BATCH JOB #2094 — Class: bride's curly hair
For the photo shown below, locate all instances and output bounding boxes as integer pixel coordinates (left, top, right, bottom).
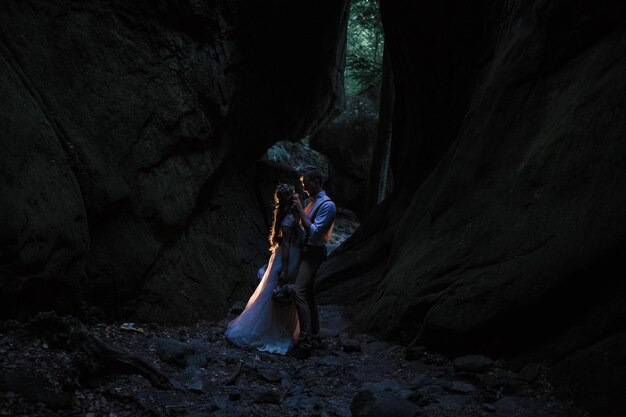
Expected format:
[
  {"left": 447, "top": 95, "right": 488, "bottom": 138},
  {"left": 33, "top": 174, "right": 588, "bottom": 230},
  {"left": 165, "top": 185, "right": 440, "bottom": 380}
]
[{"left": 269, "top": 184, "right": 295, "bottom": 249}]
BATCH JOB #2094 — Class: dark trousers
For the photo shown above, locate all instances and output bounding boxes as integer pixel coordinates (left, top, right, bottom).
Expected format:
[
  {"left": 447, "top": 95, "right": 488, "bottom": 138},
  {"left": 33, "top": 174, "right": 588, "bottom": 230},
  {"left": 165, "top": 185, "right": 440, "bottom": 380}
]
[{"left": 294, "top": 245, "right": 325, "bottom": 347}]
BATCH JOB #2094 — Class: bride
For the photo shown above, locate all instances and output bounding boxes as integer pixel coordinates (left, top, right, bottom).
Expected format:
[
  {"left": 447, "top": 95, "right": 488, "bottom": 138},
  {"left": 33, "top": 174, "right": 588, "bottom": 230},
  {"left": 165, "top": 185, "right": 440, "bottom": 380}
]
[{"left": 225, "top": 184, "right": 302, "bottom": 354}]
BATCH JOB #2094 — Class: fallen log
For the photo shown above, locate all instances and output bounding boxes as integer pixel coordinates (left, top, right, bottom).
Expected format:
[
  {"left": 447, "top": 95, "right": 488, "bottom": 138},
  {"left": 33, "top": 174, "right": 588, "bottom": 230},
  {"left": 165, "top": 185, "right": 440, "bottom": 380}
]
[{"left": 27, "top": 312, "right": 171, "bottom": 389}]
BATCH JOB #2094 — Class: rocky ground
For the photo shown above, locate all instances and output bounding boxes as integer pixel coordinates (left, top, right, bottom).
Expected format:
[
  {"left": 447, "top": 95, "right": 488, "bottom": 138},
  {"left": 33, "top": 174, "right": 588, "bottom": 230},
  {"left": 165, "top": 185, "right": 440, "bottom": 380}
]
[{"left": 0, "top": 305, "right": 588, "bottom": 417}]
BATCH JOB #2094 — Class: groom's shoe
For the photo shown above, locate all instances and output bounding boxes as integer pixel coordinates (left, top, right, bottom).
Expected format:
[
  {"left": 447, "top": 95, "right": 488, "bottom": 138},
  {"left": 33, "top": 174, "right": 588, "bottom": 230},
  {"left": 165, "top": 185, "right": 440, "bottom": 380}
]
[{"left": 287, "top": 345, "right": 311, "bottom": 360}]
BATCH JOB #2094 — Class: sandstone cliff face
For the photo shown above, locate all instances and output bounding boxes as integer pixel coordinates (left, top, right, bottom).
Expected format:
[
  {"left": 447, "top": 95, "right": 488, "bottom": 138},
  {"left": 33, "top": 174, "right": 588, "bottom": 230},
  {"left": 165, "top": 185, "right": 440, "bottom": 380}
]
[
  {"left": 0, "top": 0, "right": 348, "bottom": 322},
  {"left": 318, "top": 1, "right": 626, "bottom": 414}
]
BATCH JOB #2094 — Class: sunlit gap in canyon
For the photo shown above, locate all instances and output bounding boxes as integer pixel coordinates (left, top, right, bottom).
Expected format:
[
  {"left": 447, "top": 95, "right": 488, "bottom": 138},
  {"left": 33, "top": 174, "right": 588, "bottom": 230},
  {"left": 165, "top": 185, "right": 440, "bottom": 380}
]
[{"left": 260, "top": 0, "right": 386, "bottom": 255}]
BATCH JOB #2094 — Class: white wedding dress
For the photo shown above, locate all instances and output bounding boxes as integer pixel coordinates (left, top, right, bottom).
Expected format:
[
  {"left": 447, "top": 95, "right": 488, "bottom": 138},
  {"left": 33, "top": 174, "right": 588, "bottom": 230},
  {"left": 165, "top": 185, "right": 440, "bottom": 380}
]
[{"left": 225, "top": 214, "right": 302, "bottom": 354}]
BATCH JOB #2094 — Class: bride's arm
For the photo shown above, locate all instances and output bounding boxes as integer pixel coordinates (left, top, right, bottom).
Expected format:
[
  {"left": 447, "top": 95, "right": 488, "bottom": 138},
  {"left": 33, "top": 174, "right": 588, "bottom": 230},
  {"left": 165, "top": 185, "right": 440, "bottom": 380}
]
[
  {"left": 279, "top": 226, "right": 294, "bottom": 284},
  {"left": 292, "top": 195, "right": 312, "bottom": 231}
]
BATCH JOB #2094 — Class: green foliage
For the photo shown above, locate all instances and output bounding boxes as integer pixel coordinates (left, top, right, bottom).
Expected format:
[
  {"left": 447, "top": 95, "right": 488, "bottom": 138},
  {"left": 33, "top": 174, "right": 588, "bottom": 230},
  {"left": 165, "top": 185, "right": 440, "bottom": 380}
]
[{"left": 345, "top": 0, "right": 384, "bottom": 96}]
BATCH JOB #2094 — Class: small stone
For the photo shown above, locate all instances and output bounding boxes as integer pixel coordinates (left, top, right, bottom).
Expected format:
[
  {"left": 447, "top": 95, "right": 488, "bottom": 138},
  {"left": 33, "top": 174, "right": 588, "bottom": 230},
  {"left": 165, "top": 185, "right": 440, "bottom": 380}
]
[
  {"left": 493, "top": 396, "right": 519, "bottom": 413},
  {"left": 351, "top": 389, "right": 421, "bottom": 417},
  {"left": 362, "top": 379, "right": 402, "bottom": 393},
  {"left": 257, "top": 367, "right": 282, "bottom": 383},
  {"left": 187, "top": 380, "right": 204, "bottom": 393},
  {"left": 341, "top": 338, "right": 361, "bottom": 353},
  {"left": 487, "top": 376, "right": 522, "bottom": 394},
  {"left": 409, "top": 374, "right": 428, "bottom": 387},
  {"left": 417, "top": 385, "right": 445, "bottom": 397},
  {"left": 155, "top": 338, "right": 196, "bottom": 368},
  {"left": 409, "top": 384, "right": 444, "bottom": 406},
  {"left": 449, "top": 381, "right": 475, "bottom": 394},
  {"left": 436, "top": 394, "right": 473, "bottom": 410},
  {"left": 399, "top": 389, "right": 414, "bottom": 399},
  {"left": 169, "top": 378, "right": 186, "bottom": 391},
  {"left": 453, "top": 355, "right": 494, "bottom": 373}
]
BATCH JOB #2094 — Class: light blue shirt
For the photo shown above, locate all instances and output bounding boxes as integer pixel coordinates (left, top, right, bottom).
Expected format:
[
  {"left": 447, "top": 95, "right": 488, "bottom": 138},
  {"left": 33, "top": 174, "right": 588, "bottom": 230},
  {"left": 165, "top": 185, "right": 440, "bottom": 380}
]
[{"left": 304, "top": 191, "right": 336, "bottom": 246}]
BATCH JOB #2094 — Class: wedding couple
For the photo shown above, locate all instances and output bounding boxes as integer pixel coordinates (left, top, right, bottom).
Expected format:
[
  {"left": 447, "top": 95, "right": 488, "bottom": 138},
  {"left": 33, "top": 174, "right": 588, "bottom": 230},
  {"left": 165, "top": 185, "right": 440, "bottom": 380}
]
[{"left": 225, "top": 167, "right": 336, "bottom": 358}]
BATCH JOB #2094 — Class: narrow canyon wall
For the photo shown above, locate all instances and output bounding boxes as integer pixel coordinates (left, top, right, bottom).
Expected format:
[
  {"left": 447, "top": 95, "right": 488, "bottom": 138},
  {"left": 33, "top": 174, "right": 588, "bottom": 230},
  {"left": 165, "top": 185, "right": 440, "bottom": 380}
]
[
  {"left": 309, "top": 88, "right": 379, "bottom": 216},
  {"left": 318, "top": 1, "right": 626, "bottom": 414},
  {"left": 0, "top": 0, "right": 349, "bottom": 322}
]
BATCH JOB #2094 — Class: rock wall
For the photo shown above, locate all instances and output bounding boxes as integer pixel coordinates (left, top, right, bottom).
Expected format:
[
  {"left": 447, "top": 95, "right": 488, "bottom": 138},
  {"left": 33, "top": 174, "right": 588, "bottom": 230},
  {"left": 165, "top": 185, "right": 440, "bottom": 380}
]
[
  {"left": 318, "top": 1, "right": 626, "bottom": 414},
  {"left": 0, "top": 0, "right": 349, "bottom": 322},
  {"left": 309, "top": 88, "right": 379, "bottom": 215}
]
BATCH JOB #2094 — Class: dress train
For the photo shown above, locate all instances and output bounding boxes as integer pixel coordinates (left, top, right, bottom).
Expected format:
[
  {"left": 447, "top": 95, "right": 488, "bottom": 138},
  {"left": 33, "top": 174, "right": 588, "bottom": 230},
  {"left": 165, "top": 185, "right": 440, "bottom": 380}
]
[{"left": 225, "top": 245, "right": 300, "bottom": 354}]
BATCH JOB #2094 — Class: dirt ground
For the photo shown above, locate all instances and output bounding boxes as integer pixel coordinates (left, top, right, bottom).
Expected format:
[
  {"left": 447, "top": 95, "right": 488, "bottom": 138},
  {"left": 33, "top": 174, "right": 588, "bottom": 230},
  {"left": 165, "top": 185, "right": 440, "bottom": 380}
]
[{"left": 0, "top": 304, "right": 589, "bottom": 417}]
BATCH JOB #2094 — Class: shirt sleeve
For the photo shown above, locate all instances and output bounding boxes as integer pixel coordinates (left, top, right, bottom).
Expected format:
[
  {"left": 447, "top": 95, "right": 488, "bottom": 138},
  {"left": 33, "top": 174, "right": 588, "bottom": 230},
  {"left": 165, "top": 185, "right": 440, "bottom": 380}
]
[{"left": 309, "top": 201, "right": 337, "bottom": 241}]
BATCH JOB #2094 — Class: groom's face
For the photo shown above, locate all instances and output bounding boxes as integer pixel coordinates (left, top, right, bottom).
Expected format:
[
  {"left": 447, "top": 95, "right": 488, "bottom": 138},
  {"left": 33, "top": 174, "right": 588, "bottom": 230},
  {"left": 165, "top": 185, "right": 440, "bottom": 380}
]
[{"left": 300, "top": 175, "right": 316, "bottom": 197}]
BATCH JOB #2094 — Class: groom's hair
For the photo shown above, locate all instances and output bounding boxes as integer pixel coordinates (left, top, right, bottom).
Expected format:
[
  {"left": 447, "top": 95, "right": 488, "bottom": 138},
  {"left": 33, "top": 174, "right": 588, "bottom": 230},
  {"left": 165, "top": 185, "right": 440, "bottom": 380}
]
[{"left": 301, "top": 166, "right": 323, "bottom": 184}]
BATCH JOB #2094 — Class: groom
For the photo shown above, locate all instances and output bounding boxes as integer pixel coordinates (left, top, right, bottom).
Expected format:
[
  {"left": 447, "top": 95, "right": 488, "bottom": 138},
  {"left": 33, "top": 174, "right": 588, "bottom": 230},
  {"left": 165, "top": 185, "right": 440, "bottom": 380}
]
[{"left": 289, "top": 167, "right": 336, "bottom": 358}]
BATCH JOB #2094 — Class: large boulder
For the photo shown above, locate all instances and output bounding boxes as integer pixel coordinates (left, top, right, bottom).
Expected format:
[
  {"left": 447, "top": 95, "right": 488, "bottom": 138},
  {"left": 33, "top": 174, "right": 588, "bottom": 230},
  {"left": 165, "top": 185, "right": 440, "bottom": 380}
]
[
  {"left": 263, "top": 138, "right": 329, "bottom": 180},
  {"left": 318, "top": 1, "right": 626, "bottom": 414},
  {"left": 310, "top": 88, "right": 379, "bottom": 215}
]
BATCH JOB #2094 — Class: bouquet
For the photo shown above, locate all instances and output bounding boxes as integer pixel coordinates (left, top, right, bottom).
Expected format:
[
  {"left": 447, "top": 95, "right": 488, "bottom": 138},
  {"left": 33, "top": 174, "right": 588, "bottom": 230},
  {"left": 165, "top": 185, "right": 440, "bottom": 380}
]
[{"left": 272, "top": 283, "right": 296, "bottom": 304}]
